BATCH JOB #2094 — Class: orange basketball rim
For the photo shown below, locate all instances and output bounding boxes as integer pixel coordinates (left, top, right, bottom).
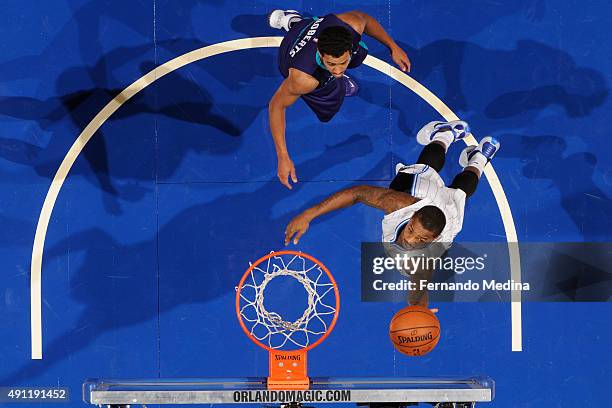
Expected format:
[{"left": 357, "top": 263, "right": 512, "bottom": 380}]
[{"left": 235, "top": 250, "right": 340, "bottom": 390}]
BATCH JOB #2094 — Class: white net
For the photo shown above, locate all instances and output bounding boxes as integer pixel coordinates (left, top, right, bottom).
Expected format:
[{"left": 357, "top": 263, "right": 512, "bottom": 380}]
[{"left": 237, "top": 252, "right": 338, "bottom": 350}]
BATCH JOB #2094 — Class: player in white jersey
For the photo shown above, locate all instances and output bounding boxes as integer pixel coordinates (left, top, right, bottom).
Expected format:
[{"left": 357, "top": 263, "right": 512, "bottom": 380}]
[{"left": 284, "top": 120, "right": 500, "bottom": 305}]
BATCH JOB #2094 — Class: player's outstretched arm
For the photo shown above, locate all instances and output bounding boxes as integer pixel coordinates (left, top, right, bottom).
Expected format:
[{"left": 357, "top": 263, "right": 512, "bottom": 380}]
[
  {"left": 406, "top": 266, "right": 434, "bottom": 310},
  {"left": 285, "top": 185, "right": 417, "bottom": 245},
  {"left": 268, "top": 69, "right": 318, "bottom": 190},
  {"left": 337, "top": 10, "right": 411, "bottom": 72}
]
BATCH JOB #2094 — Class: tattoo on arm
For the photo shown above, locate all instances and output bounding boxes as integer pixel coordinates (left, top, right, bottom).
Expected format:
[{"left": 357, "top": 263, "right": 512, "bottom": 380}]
[{"left": 353, "top": 186, "right": 418, "bottom": 214}]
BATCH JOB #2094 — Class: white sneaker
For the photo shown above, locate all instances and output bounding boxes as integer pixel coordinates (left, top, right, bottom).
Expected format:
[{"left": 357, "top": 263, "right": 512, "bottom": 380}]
[
  {"left": 459, "top": 136, "right": 500, "bottom": 168},
  {"left": 416, "top": 120, "right": 471, "bottom": 146},
  {"left": 268, "top": 10, "right": 302, "bottom": 31}
]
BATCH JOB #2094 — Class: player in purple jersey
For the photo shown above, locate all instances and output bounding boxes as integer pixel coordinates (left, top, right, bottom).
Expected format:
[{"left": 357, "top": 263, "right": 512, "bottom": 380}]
[{"left": 268, "top": 10, "right": 411, "bottom": 189}]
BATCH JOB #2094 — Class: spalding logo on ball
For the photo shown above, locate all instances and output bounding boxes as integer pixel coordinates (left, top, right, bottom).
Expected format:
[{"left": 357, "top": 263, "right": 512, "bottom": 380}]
[{"left": 389, "top": 305, "right": 440, "bottom": 356}]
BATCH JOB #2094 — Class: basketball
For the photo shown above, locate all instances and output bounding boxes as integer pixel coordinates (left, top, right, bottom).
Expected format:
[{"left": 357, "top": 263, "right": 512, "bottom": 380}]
[{"left": 389, "top": 305, "right": 440, "bottom": 356}]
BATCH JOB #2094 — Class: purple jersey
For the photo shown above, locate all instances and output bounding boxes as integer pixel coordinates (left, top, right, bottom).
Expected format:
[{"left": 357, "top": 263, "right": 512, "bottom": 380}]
[{"left": 278, "top": 14, "right": 369, "bottom": 122}]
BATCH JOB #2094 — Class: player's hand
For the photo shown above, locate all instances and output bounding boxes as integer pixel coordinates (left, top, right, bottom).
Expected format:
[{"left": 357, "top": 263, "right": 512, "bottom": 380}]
[
  {"left": 391, "top": 46, "right": 411, "bottom": 72},
  {"left": 285, "top": 212, "right": 311, "bottom": 245},
  {"left": 430, "top": 308, "right": 439, "bottom": 314},
  {"left": 277, "top": 156, "right": 298, "bottom": 190}
]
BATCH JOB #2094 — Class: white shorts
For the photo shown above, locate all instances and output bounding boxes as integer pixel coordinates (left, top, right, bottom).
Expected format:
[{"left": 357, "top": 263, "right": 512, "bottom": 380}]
[
  {"left": 394, "top": 163, "right": 456, "bottom": 202},
  {"left": 382, "top": 163, "right": 467, "bottom": 247}
]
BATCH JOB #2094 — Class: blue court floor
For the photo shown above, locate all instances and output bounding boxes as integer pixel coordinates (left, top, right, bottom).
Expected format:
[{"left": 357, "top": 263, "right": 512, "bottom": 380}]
[{"left": 0, "top": 1, "right": 610, "bottom": 407}]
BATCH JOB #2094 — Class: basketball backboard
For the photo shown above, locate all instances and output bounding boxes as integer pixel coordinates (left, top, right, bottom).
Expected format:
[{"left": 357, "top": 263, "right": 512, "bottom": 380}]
[
  {"left": 85, "top": 252, "right": 494, "bottom": 408},
  {"left": 83, "top": 376, "right": 494, "bottom": 407}
]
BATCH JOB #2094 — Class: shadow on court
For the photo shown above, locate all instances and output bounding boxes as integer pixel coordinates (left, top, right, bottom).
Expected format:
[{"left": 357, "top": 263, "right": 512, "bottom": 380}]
[
  {"left": 499, "top": 133, "right": 612, "bottom": 242},
  {"left": 393, "top": 39, "right": 609, "bottom": 125},
  {"left": 0, "top": 41, "right": 267, "bottom": 215},
  {"left": 0, "top": 133, "right": 380, "bottom": 384}
]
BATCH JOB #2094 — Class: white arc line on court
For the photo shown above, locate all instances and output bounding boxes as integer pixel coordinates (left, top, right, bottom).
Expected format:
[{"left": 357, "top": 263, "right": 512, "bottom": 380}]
[{"left": 30, "top": 36, "right": 521, "bottom": 359}]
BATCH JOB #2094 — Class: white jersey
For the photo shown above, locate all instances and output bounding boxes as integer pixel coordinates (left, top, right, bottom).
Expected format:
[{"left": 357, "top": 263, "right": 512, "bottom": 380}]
[{"left": 382, "top": 163, "right": 466, "bottom": 252}]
